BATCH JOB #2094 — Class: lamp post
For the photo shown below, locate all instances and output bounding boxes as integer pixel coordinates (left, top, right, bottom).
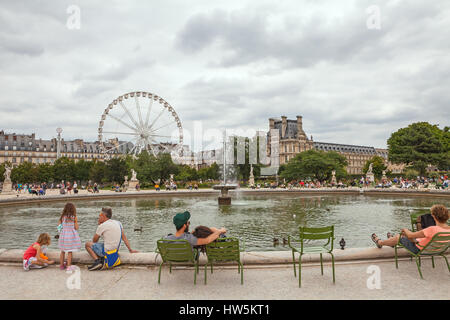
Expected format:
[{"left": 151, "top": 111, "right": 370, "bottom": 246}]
[{"left": 56, "top": 128, "right": 62, "bottom": 159}]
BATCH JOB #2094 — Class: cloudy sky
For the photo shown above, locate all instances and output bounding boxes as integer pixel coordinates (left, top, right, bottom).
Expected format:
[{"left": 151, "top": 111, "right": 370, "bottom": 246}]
[{"left": 0, "top": 0, "right": 449, "bottom": 151}]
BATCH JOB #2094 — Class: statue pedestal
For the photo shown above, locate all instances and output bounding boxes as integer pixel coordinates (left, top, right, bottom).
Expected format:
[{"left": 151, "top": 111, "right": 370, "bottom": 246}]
[
  {"left": 218, "top": 196, "right": 232, "bottom": 205},
  {"left": 213, "top": 185, "right": 237, "bottom": 205},
  {"left": 1, "top": 180, "right": 14, "bottom": 195},
  {"left": 366, "top": 173, "right": 375, "bottom": 183},
  {"left": 127, "top": 180, "right": 139, "bottom": 191}
]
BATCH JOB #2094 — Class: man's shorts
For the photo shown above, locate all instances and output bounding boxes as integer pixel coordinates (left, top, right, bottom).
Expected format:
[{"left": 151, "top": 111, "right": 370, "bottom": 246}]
[
  {"left": 92, "top": 243, "right": 105, "bottom": 257},
  {"left": 399, "top": 236, "right": 420, "bottom": 254}
]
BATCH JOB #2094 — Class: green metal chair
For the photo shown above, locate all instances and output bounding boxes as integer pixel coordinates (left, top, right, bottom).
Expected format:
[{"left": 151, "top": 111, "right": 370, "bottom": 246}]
[
  {"left": 156, "top": 239, "right": 200, "bottom": 285},
  {"left": 204, "top": 237, "right": 244, "bottom": 285},
  {"left": 395, "top": 232, "right": 450, "bottom": 279},
  {"left": 410, "top": 212, "right": 424, "bottom": 231},
  {"left": 288, "top": 226, "right": 335, "bottom": 287}
]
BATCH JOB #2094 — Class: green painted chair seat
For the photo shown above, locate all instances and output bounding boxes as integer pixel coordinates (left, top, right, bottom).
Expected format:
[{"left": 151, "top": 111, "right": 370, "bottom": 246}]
[
  {"left": 288, "top": 226, "right": 336, "bottom": 287},
  {"left": 156, "top": 239, "right": 200, "bottom": 284},
  {"left": 204, "top": 237, "right": 244, "bottom": 285},
  {"left": 395, "top": 232, "right": 450, "bottom": 279}
]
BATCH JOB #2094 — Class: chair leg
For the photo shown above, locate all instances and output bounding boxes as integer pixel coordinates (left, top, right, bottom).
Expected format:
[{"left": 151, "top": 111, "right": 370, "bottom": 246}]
[
  {"left": 298, "top": 255, "right": 302, "bottom": 288},
  {"left": 431, "top": 256, "right": 435, "bottom": 268},
  {"left": 418, "top": 256, "right": 421, "bottom": 267},
  {"left": 415, "top": 257, "right": 423, "bottom": 279},
  {"left": 158, "top": 262, "right": 163, "bottom": 284},
  {"left": 441, "top": 254, "right": 450, "bottom": 272},
  {"left": 320, "top": 253, "right": 323, "bottom": 276},
  {"left": 211, "top": 263, "right": 213, "bottom": 274},
  {"left": 169, "top": 263, "right": 172, "bottom": 274},
  {"left": 194, "top": 263, "right": 197, "bottom": 285},
  {"left": 240, "top": 263, "right": 244, "bottom": 285},
  {"left": 394, "top": 246, "right": 399, "bottom": 269},
  {"left": 331, "top": 253, "right": 335, "bottom": 284},
  {"left": 292, "top": 250, "right": 297, "bottom": 277},
  {"left": 204, "top": 263, "right": 207, "bottom": 285}
]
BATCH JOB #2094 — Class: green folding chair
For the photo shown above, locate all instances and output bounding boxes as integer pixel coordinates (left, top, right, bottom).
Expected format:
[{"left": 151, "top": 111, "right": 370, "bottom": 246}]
[
  {"left": 395, "top": 232, "right": 450, "bottom": 279},
  {"left": 204, "top": 237, "right": 244, "bottom": 285},
  {"left": 288, "top": 226, "right": 335, "bottom": 287},
  {"left": 410, "top": 212, "right": 424, "bottom": 231},
  {"left": 156, "top": 239, "right": 199, "bottom": 284}
]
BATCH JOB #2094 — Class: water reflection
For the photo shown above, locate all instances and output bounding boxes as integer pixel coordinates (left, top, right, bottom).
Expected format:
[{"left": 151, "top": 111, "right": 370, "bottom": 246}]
[{"left": 0, "top": 194, "right": 448, "bottom": 252}]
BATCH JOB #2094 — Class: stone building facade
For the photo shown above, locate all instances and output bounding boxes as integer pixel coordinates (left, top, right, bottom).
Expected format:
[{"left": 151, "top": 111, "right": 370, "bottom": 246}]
[
  {"left": 0, "top": 130, "right": 128, "bottom": 167},
  {"left": 267, "top": 116, "right": 401, "bottom": 175}
]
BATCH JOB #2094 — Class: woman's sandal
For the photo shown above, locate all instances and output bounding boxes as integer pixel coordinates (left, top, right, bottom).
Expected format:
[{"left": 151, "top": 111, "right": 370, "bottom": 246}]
[{"left": 371, "top": 233, "right": 382, "bottom": 248}]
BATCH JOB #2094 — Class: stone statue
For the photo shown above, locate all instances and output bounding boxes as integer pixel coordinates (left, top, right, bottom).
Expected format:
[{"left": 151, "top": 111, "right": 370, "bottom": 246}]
[
  {"left": 249, "top": 164, "right": 255, "bottom": 187},
  {"left": 1, "top": 164, "right": 14, "bottom": 194},
  {"left": 124, "top": 176, "right": 128, "bottom": 184},
  {"left": 366, "top": 163, "right": 375, "bottom": 183},
  {"left": 131, "top": 169, "right": 137, "bottom": 181},
  {"left": 331, "top": 170, "right": 337, "bottom": 184},
  {"left": 3, "top": 164, "right": 11, "bottom": 182}
]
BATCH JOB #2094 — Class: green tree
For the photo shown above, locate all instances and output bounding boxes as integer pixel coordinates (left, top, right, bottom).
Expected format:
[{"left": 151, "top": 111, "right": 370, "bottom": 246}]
[
  {"left": 11, "top": 162, "right": 38, "bottom": 183},
  {"left": 74, "top": 159, "right": 93, "bottom": 182},
  {"left": 280, "top": 150, "right": 347, "bottom": 181},
  {"left": 53, "top": 157, "right": 76, "bottom": 182},
  {"left": 387, "top": 122, "right": 448, "bottom": 175},
  {"left": 155, "top": 153, "right": 179, "bottom": 182},
  {"left": 363, "top": 156, "right": 387, "bottom": 178},
  {"left": 175, "top": 165, "right": 198, "bottom": 182},
  {"left": 104, "top": 157, "right": 129, "bottom": 184},
  {"left": 89, "top": 160, "right": 106, "bottom": 183},
  {"left": 37, "top": 163, "right": 54, "bottom": 183},
  {"left": 207, "top": 162, "right": 220, "bottom": 180}
]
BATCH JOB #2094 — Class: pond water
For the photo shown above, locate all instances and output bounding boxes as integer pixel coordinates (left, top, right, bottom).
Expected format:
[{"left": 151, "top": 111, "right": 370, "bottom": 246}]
[{"left": 0, "top": 193, "right": 448, "bottom": 252}]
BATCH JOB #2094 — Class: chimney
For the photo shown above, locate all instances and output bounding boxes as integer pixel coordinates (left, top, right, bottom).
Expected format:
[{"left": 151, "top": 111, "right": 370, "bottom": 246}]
[
  {"left": 269, "top": 118, "right": 275, "bottom": 130},
  {"left": 297, "top": 115, "right": 307, "bottom": 139},
  {"left": 281, "top": 116, "right": 287, "bottom": 138}
]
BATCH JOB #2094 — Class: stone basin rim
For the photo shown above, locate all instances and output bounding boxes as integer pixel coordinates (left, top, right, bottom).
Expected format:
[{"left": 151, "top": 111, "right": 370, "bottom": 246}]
[{"left": 0, "top": 188, "right": 448, "bottom": 207}]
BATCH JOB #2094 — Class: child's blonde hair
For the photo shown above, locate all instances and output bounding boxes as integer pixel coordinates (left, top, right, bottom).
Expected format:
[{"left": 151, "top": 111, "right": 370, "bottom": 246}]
[{"left": 37, "top": 233, "right": 51, "bottom": 246}]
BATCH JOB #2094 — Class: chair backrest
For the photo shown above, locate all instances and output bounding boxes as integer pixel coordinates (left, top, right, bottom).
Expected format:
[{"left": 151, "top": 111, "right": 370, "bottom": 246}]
[
  {"left": 410, "top": 212, "right": 424, "bottom": 231},
  {"left": 157, "top": 239, "right": 195, "bottom": 263},
  {"left": 205, "top": 237, "right": 240, "bottom": 262},
  {"left": 299, "top": 226, "right": 334, "bottom": 252},
  {"left": 419, "top": 232, "right": 450, "bottom": 255}
]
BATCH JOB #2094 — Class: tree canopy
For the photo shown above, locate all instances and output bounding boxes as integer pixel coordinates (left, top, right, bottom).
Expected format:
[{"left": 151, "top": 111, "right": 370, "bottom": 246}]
[
  {"left": 280, "top": 149, "right": 348, "bottom": 181},
  {"left": 387, "top": 122, "right": 449, "bottom": 174}
]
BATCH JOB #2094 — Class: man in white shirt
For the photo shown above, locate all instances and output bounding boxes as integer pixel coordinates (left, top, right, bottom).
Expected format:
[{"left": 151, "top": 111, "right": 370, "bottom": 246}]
[{"left": 85, "top": 207, "right": 138, "bottom": 271}]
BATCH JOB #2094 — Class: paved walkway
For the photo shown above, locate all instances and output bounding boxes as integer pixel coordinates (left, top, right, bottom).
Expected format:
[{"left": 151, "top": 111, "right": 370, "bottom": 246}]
[{"left": 1, "top": 257, "right": 448, "bottom": 300}]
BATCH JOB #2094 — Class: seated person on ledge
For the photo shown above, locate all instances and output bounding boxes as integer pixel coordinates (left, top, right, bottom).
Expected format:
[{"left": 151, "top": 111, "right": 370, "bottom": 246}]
[
  {"left": 164, "top": 211, "right": 226, "bottom": 250},
  {"left": 371, "top": 204, "right": 450, "bottom": 254}
]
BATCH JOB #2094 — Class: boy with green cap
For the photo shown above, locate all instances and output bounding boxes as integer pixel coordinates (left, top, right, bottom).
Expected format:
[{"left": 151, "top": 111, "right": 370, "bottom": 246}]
[{"left": 164, "top": 211, "right": 226, "bottom": 246}]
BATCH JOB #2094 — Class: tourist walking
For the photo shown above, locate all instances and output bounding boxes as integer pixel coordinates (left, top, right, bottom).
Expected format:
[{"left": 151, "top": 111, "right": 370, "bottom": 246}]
[
  {"left": 85, "top": 207, "right": 138, "bottom": 271},
  {"left": 58, "top": 203, "right": 82, "bottom": 271}
]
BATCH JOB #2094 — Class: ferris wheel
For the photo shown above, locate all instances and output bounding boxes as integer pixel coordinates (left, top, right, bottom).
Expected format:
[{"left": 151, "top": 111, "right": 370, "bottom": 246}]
[{"left": 98, "top": 91, "right": 183, "bottom": 158}]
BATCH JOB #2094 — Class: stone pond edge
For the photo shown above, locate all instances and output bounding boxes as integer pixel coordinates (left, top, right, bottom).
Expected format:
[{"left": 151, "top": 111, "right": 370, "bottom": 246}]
[{"left": 1, "top": 247, "right": 447, "bottom": 266}]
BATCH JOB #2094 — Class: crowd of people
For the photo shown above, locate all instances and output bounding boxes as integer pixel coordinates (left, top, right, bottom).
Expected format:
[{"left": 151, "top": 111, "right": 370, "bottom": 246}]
[
  {"left": 250, "top": 174, "right": 449, "bottom": 190},
  {"left": 10, "top": 181, "right": 100, "bottom": 196}
]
